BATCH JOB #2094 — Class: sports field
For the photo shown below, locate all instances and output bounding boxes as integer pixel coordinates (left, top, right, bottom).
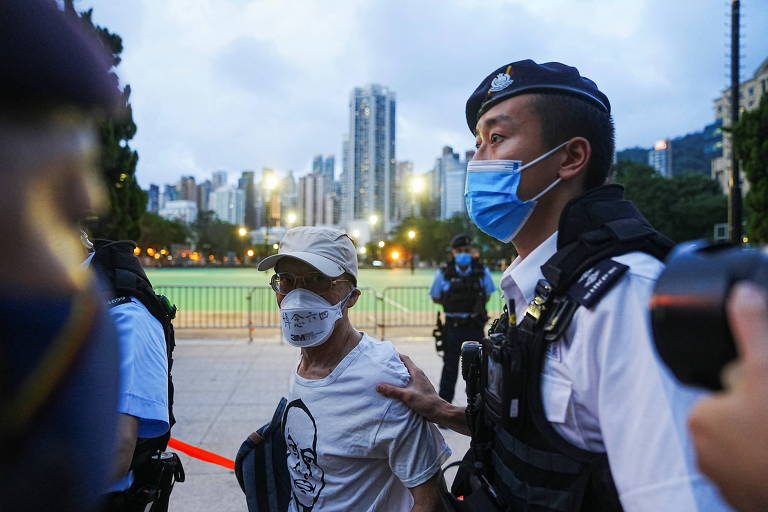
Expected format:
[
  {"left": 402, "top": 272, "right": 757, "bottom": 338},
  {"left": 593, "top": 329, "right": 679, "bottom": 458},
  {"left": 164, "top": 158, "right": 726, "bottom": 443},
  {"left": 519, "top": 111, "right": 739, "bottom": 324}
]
[{"left": 144, "top": 267, "right": 504, "bottom": 325}]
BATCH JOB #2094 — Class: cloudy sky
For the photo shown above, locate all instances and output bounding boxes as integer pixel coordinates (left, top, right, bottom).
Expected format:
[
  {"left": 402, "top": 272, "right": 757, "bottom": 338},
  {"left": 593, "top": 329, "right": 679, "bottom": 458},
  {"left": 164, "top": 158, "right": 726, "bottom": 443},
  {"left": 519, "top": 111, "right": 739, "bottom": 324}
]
[{"left": 82, "top": 0, "right": 768, "bottom": 189}]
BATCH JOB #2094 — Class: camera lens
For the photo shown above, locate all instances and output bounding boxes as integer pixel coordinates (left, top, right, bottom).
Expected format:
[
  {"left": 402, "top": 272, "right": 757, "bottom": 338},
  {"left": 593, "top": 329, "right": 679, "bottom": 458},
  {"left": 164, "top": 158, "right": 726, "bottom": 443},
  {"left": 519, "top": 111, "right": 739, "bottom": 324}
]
[{"left": 650, "top": 241, "right": 768, "bottom": 390}]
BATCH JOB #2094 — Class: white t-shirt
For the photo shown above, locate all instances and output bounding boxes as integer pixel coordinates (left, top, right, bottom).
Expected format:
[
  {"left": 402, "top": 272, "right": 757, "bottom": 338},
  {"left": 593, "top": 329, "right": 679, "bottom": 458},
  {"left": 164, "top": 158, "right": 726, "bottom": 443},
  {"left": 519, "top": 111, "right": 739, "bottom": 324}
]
[
  {"left": 500, "top": 231, "right": 730, "bottom": 511},
  {"left": 284, "top": 333, "right": 451, "bottom": 512}
]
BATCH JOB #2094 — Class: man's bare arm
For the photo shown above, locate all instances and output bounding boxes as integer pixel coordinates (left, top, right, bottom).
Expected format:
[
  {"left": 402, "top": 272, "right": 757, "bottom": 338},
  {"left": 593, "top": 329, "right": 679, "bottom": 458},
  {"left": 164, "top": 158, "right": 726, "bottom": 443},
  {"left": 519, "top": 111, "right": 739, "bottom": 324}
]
[
  {"left": 112, "top": 413, "right": 139, "bottom": 482},
  {"left": 376, "top": 354, "right": 470, "bottom": 436},
  {"left": 409, "top": 473, "right": 442, "bottom": 512}
]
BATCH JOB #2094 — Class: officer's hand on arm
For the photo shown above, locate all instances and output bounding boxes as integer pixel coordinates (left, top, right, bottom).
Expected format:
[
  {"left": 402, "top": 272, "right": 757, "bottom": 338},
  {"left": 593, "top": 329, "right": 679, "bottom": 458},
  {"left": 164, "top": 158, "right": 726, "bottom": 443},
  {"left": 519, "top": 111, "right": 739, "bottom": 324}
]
[
  {"left": 376, "top": 354, "right": 470, "bottom": 435},
  {"left": 688, "top": 282, "right": 768, "bottom": 512},
  {"left": 408, "top": 473, "right": 442, "bottom": 512}
]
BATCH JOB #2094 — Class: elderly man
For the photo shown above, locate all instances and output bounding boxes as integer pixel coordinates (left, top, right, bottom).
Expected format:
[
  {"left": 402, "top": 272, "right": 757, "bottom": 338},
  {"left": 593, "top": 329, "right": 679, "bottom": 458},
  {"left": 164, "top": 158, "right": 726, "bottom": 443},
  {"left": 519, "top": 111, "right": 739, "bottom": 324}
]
[{"left": 257, "top": 226, "right": 450, "bottom": 512}]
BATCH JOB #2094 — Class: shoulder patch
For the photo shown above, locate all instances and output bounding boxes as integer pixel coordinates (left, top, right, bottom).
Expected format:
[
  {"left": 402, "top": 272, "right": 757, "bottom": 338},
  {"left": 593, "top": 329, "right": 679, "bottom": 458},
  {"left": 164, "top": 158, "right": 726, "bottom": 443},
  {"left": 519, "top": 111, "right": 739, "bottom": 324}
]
[
  {"left": 567, "top": 259, "right": 629, "bottom": 309},
  {"left": 106, "top": 295, "right": 132, "bottom": 308}
]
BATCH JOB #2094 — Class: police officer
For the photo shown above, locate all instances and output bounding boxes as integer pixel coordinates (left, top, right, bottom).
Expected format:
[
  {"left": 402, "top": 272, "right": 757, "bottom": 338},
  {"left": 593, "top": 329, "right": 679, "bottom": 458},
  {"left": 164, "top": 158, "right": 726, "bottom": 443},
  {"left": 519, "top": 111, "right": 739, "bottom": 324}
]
[
  {"left": 430, "top": 234, "right": 495, "bottom": 403},
  {"left": 0, "top": 1, "right": 122, "bottom": 510},
  {"left": 86, "top": 239, "right": 182, "bottom": 511},
  {"left": 378, "top": 60, "right": 731, "bottom": 511}
]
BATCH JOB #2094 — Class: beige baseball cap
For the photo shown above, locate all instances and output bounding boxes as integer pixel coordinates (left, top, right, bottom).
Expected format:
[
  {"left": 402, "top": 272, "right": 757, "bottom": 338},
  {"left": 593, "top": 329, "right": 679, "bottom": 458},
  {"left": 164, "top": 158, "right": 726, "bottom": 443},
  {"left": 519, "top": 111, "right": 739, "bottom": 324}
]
[{"left": 257, "top": 226, "right": 358, "bottom": 281}]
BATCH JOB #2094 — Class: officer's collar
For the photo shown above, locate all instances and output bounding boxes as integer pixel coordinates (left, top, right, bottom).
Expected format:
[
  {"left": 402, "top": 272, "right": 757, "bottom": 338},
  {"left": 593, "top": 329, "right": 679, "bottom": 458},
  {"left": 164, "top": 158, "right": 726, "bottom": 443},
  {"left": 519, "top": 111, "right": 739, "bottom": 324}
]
[
  {"left": 454, "top": 263, "right": 472, "bottom": 275},
  {"left": 501, "top": 231, "right": 558, "bottom": 313},
  {"left": 557, "top": 184, "right": 626, "bottom": 249}
]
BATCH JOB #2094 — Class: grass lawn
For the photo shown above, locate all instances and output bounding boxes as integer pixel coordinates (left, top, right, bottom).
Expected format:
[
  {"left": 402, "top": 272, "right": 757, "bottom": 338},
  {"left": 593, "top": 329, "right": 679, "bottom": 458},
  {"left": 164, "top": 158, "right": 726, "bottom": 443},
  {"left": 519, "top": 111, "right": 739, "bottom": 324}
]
[{"left": 145, "top": 267, "right": 505, "bottom": 316}]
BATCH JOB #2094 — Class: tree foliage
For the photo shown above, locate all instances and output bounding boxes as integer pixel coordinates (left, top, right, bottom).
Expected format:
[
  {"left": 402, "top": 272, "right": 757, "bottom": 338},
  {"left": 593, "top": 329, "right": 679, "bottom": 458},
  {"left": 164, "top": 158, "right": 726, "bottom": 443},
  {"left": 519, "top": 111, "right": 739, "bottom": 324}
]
[
  {"left": 391, "top": 213, "right": 513, "bottom": 270},
  {"left": 138, "top": 213, "right": 190, "bottom": 250},
  {"left": 71, "top": 6, "right": 145, "bottom": 241},
  {"left": 732, "top": 93, "right": 768, "bottom": 244},
  {"left": 613, "top": 160, "right": 727, "bottom": 243},
  {"left": 193, "top": 211, "right": 248, "bottom": 258}
]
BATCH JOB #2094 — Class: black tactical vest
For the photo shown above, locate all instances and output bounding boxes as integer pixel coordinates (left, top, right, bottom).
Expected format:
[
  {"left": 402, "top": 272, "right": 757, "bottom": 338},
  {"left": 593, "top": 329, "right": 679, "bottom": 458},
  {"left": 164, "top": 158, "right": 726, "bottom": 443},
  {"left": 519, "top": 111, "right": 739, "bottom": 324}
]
[
  {"left": 441, "top": 260, "right": 488, "bottom": 315},
  {"left": 458, "top": 185, "right": 673, "bottom": 512},
  {"left": 90, "top": 240, "right": 177, "bottom": 470}
]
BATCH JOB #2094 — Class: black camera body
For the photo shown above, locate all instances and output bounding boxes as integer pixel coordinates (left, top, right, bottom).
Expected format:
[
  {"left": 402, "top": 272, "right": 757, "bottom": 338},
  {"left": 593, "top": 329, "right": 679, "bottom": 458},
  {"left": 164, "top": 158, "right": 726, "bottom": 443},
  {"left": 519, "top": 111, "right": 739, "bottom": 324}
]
[{"left": 651, "top": 240, "right": 768, "bottom": 391}]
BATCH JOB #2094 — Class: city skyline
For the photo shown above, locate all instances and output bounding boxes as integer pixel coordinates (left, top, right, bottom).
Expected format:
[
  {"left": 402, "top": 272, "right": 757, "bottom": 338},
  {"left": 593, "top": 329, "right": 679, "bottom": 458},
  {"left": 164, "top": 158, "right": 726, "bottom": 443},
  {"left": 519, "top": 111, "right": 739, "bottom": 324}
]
[{"left": 82, "top": 0, "right": 768, "bottom": 189}]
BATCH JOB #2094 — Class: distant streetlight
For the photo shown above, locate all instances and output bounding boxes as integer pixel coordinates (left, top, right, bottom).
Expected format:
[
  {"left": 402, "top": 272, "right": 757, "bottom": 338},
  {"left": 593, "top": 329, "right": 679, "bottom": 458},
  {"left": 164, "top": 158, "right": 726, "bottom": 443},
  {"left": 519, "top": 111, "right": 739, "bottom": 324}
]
[
  {"left": 391, "top": 250, "right": 400, "bottom": 261},
  {"left": 351, "top": 229, "right": 361, "bottom": 239},
  {"left": 359, "top": 246, "right": 367, "bottom": 255},
  {"left": 378, "top": 240, "right": 385, "bottom": 248},
  {"left": 286, "top": 212, "right": 298, "bottom": 226},
  {"left": 246, "top": 249, "right": 255, "bottom": 258},
  {"left": 238, "top": 226, "right": 248, "bottom": 237},
  {"left": 263, "top": 172, "right": 281, "bottom": 244},
  {"left": 409, "top": 176, "right": 426, "bottom": 217},
  {"left": 407, "top": 230, "right": 417, "bottom": 274},
  {"left": 272, "top": 243, "right": 279, "bottom": 250},
  {"left": 369, "top": 214, "right": 379, "bottom": 226}
]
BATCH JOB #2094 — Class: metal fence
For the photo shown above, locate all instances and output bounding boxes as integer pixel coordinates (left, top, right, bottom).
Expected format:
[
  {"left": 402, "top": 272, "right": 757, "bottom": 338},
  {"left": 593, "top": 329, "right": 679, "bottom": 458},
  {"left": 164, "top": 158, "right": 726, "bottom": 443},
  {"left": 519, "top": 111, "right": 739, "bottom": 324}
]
[{"left": 155, "top": 285, "right": 503, "bottom": 339}]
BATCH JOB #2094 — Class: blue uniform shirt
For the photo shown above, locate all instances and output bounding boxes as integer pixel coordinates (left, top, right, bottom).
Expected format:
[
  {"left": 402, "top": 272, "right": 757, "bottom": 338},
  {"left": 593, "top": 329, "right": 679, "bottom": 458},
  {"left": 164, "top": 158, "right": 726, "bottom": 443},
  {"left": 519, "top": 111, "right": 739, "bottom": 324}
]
[
  {"left": 109, "top": 297, "right": 170, "bottom": 491},
  {"left": 430, "top": 263, "right": 496, "bottom": 317}
]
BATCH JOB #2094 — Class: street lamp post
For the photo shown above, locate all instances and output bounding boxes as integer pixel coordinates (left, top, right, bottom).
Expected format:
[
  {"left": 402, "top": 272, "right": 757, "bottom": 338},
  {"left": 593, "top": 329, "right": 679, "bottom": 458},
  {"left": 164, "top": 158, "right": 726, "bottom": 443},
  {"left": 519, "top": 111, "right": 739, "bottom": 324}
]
[
  {"left": 263, "top": 172, "right": 279, "bottom": 251},
  {"left": 407, "top": 229, "right": 416, "bottom": 275}
]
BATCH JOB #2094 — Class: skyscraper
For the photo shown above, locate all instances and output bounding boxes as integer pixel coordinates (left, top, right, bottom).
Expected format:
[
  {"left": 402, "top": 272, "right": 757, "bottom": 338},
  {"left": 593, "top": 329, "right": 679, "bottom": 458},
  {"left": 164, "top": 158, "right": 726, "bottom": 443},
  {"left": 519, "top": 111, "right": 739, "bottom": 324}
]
[
  {"left": 341, "top": 84, "right": 396, "bottom": 231},
  {"left": 298, "top": 172, "right": 327, "bottom": 226},
  {"left": 196, "top": 179, "right": 212, "bottom": 214},
  {"left": 648, "top": 139, "right": 673, "bottom": 178},
  {"left": 212, "top": 170, "right": 228, "bottom": 190},
  {"left": 239, "top": 170, "right": 256, "bottom": 229},
  {"left": 147, "top": 184, "right": 160, "bottom": 214},
  {"left": 177, "top": 176, "right": 196, "bottom": 201},
  {"left": 211, "top": 186, "right": 244, "bottom": 226},
  {"left": 436, "top": 146, "right": 469, "bottom": 220}
]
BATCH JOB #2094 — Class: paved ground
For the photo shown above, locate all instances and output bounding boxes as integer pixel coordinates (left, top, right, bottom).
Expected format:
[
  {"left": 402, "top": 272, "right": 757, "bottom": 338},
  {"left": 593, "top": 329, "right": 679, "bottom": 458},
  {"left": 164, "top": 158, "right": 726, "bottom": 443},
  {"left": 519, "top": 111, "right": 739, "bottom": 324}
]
[{"left": 168, "top": 332, "right": 470, "bottom": 511}]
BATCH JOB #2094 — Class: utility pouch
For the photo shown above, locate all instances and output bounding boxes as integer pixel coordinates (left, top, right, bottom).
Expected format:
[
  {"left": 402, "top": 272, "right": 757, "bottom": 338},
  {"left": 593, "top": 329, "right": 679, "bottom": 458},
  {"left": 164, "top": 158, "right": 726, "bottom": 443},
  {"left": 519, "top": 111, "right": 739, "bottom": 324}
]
[
  {"left": 124, "top": 452, "right": 184, "bottom": 512},
  {"left": 481, "top": 330, "right": 525, "bottom": 429}
]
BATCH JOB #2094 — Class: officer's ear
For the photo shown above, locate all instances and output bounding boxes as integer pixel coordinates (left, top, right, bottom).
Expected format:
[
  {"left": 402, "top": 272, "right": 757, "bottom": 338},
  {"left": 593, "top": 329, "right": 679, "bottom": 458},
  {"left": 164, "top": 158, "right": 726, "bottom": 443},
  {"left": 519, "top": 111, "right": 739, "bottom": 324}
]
[{"left": 557, "top": 137, "right": 591, "bottom": 185}]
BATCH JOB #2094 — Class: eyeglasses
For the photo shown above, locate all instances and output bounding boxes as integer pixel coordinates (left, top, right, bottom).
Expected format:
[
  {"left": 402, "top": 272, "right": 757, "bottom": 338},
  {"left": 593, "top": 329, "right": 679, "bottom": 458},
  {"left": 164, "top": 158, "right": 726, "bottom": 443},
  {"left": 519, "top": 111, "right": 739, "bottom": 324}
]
[{"left": 270, "top": 272, "right": 352, "bottom": 295}]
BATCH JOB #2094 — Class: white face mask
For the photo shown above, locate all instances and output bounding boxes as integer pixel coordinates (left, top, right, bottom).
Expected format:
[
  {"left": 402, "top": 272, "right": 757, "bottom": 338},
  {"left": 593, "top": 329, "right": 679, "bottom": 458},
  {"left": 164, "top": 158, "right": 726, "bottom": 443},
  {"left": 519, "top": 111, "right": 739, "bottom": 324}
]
[{"left": 279, "top": 288, "right": 355, "bottom": 348}]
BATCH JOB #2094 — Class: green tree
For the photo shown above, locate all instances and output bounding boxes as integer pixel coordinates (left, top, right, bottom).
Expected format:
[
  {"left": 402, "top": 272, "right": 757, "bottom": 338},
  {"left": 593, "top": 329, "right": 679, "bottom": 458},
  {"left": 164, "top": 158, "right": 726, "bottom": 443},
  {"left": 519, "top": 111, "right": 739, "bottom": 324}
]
[
  {"left": 193, "top": 211, "right": 247, "bottom": 259},
  {"left": 138, "top": 213, "right": 190, "bottom": 250},
  {"left": 68, "top": 4, "right": 145, "bottom": 241},
  {"left": 614, "top": 160, "right": 727, "bottom": 242},
  {"left": 732, "top": 93, "right": 768, "bottom": 243}
]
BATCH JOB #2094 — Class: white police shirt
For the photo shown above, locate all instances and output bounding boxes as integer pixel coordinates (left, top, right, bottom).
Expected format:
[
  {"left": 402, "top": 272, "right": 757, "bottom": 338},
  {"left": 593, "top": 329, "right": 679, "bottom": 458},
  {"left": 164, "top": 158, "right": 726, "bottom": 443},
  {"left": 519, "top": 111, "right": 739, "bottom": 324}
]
[
  {"left": 500, "top": 231, "right": 731, "bottom": 511},
  {"left": 285, "top": 334, "right": 451, "bottom": 512}
]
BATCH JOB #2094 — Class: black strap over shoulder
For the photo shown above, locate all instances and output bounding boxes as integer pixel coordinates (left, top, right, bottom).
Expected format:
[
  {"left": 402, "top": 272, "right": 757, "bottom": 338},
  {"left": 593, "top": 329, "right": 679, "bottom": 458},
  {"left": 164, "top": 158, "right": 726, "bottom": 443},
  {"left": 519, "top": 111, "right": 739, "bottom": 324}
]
[{"left": 90, "top": 239, "right": 177, "bottom": 469}]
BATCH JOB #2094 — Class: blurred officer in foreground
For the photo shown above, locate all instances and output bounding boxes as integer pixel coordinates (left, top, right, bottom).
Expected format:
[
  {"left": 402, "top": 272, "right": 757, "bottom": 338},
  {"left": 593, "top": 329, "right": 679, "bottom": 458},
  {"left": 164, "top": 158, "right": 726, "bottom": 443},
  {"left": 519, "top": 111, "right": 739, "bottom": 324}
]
[
  {"left": 688, "top": 283, "right": 768, "bottom": 511},
  {"left": 0, "top": 0, "right": 122, "bottom": 511},
  {"left": 429, "top": 234, "right": 495, "bottom": 403},
  {"left": 378, "top": 60, "right": 731, "bottom": 511}
]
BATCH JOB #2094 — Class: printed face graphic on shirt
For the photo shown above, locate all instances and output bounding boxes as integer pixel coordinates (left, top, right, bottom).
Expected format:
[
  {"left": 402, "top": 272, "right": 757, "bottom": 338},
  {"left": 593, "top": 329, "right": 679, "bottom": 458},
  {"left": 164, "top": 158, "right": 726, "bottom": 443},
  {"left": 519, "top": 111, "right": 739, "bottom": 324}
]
[{"left": 284, "top": 399, "right": 325, "bottom": 511}]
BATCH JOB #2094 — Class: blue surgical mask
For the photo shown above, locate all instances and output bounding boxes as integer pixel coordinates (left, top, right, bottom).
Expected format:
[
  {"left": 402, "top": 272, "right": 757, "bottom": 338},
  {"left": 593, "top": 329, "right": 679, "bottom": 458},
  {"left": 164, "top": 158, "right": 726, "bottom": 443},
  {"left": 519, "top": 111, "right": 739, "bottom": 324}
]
[
  {"left": 454, "top": 252, "right": 472, "bottom": 267},
  {"left": 464, "top": 141, "right": 569, "bottom": 243}
]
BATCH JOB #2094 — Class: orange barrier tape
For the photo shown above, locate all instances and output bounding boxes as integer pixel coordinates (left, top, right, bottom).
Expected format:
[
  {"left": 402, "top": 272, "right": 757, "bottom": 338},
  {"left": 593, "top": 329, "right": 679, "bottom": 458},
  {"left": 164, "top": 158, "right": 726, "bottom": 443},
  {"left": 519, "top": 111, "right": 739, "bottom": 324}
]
[{"left": 168, "top": 437, "right": 235, "bottom": 470}]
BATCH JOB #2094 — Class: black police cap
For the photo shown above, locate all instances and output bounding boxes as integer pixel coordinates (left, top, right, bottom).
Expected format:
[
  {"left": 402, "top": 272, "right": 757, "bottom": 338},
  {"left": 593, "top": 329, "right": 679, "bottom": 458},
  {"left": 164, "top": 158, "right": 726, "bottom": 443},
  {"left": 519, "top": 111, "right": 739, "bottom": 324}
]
[
  {"left": 450, "top": 234, "right": 472, "bottom": 248},
  {"left": 465, "top": 59, "right": 610, "bottom": 134},
  {"left": 0, "top": 0, "right": 119, "bottom": 115}
]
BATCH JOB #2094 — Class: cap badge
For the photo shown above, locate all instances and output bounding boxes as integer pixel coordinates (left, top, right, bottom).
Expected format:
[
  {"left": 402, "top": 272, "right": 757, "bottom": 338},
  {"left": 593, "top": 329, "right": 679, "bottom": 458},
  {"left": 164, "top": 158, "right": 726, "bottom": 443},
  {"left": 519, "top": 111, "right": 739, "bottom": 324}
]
[{"left": 489, "top": 73, "right": 513, "bottom": 93}]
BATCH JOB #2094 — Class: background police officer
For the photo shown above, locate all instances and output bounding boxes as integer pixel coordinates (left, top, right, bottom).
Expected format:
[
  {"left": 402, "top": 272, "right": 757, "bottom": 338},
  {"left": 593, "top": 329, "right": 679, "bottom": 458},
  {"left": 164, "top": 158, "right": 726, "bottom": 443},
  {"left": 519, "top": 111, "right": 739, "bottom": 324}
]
[
  {"left": 378, "top": 59, "right": 731, "bottom": 511},
  {"left": 429, "top": 234, "right": 495, "bottom": 404}
]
